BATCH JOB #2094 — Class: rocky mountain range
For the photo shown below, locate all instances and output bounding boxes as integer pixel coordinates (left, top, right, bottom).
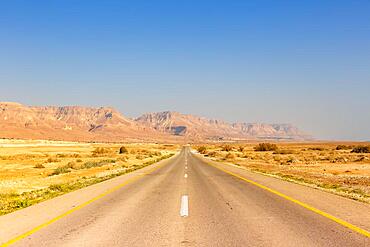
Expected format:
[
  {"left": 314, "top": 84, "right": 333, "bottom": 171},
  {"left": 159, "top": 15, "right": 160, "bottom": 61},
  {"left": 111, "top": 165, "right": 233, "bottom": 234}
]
[
  {"left": 0, "top": 102, "right": 311, "bottom": 142},
  {"left": 135, "top": 111, "right": 310, "bottom": 141},
  {"left": 0, "top": 102, "right": 166, "bottom": 142}
]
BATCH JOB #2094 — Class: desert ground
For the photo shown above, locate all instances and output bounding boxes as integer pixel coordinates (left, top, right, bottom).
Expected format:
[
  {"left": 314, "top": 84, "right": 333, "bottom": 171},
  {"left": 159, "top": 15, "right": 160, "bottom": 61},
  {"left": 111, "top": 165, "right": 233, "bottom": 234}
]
[
  {"left": 194, "top": 142, "right": 370, "bottom": 203},
  {"left": 0, "top": 139, "right": 178, "bottom": 215},
  {"left": 1, "top": 139, "right": 369, "bottom": 216},
  {"left": 1, "top": 142, "right": 370, "bottom": 246}
]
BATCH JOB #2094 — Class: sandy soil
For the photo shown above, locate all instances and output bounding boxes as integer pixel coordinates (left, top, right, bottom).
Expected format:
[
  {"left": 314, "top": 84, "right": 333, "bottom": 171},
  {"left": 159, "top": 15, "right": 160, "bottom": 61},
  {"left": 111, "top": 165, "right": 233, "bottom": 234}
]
[
  {"left": 194, "top": 142, "right": 370, "bottom": 202},
  {"left": 0, "top": 139, "right": 179, "bottom": 194}
]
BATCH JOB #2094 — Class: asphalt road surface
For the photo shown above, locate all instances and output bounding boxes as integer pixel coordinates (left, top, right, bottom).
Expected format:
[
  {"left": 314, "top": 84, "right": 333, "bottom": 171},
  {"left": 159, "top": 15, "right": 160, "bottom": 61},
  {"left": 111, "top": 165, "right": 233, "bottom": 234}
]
[{"left": 3, "top": 147, "right": 370, "bottom": 246}]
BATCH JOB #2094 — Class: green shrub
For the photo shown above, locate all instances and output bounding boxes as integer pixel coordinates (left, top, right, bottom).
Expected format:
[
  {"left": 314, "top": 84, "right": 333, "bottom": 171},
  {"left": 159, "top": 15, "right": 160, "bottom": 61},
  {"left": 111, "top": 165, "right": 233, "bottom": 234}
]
[
  {"left": 254, "top": 143, "right": 278, "bottom": 152},
  {"left": 351, "top": 146, "right": 370, "bottom": 153},
  {"left": 15, "top": 199, "right": 31, "bottom": 208}
]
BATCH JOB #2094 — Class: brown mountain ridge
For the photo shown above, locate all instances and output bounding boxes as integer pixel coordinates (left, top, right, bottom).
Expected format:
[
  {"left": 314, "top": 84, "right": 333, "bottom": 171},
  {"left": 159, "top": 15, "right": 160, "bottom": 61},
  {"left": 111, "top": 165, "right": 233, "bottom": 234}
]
[
  {"left": 135, "top": 111, "right": 310, "bottom": 141},
  {"left": 0, "top": 102, "right": 311, "bottom": 142}
]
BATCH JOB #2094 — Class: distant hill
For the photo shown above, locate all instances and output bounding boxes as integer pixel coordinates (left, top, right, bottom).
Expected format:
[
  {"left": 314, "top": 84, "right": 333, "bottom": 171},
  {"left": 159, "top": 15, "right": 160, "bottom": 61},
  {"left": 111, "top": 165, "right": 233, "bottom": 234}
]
[
  {"left": 135, "top": 111, "right": 311, "bottom": 141},
  {"left": 0, "top": 102, "right": 168, "bottom": 142},
  {"left": 0, "top": 102, "right": 311, "bottom": 142}
]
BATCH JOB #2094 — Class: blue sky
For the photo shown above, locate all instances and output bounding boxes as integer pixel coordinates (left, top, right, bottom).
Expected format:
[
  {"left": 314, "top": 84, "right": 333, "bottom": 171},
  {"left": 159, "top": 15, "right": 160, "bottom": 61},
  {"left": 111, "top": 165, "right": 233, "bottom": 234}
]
[{"left": 1, "top": 0, "right": 369, "bottom": 140}]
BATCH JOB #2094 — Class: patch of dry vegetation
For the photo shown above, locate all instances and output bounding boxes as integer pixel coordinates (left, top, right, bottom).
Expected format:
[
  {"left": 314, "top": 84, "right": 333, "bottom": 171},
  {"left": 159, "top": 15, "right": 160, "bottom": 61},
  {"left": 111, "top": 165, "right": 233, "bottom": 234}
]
[
  {"left": 197, "top": 146, "right": 207, "bottom": 154},
  {"left": 351, "top": 145, "right": 370, "bottom": 153},
  {"left": 194, "top": 142, "right": 370, "bottom": 203},
  {"left": 254, "top": 143, "right": 278, "bottom": 152},
  {"left": 0, "top": 140, "right": 179, "bottom": 215}
]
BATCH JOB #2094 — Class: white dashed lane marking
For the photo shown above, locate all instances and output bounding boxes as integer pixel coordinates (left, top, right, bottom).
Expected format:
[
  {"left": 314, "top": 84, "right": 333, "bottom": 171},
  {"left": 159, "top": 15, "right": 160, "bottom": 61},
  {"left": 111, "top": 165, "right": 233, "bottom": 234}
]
[{"left": 180, "top": 195, "right": 189, "bottom": 217}]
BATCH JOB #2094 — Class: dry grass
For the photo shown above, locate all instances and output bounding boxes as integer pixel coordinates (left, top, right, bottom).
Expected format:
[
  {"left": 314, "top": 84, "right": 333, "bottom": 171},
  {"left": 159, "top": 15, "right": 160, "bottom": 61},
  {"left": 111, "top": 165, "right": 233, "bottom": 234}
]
[
  {"left": 194, "top": 142, "right": 370, "bottom": 203},
  {"left": 0, "top": 140, "right": 179, "bottom": 215}
]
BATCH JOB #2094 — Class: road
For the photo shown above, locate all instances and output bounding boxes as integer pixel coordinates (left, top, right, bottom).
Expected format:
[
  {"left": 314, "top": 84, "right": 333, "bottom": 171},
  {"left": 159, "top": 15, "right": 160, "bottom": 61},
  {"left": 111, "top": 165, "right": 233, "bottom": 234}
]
[{"left": 1, "top": 147, "right": 370, "bottom": 246}]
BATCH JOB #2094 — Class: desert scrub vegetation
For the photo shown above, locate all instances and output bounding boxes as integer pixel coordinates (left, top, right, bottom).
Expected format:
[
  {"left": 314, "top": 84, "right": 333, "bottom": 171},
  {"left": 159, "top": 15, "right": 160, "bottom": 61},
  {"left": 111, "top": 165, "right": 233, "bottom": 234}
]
[
  {"left": 46, "top": 157, "right": 59, "bottom": 163},
  {"left": 34, "top": 164, "right": 45, "bottom": 169},
  {"left": 351, "top": 145, "right": 370, "bottom": 153},
  {"left": 0, "top": 173, "right": 131, "bottom": 215},
  {"left": 119, "top": 146, "right": 128, "bottom": 154},
  {"left": 81, "top": 159, "right": 116, "bottom": 169},
  {"left": 196, "top": 142, "right": 370, "bottom": 203},
  {"left": 92, "top": 147, "right": 113, "bottom": 156},
  {"left": 197, "top": 146, "right": 207, "bottom": 154},
  {"left": 0, "top": 152, "right": 176, "bottom": 215},
  {"left": 0, "top": 141, "right": 179, "bottom": 215},
  {"left": 273, "top": 149, "right": 295, "bottom": 155},
  {"left": 50, "top": 165, "right": 72, "bottom": 176},
  {"left": 336, "top": 145, "right": 353, "bottom": 150},
  {"left": 206, "top": 151, "right": 218, "bottom": 157},
  {"left": 48, "top": 156, "right": 150, "bottom": 176},
  {"left": 254, "top": 143, "right": 278, "bottom": 152},
  {"left": 143, "top": 154, "right": 174, "bottom": 166},
  {"left": 307, "top": 147, "right": 326, "bottom": 151},
  {"left": 224, "top": 152, "right": 236, "bottom": 159},
  {"left": 222, "top": 145, "right": 233, "bottom": 152}
]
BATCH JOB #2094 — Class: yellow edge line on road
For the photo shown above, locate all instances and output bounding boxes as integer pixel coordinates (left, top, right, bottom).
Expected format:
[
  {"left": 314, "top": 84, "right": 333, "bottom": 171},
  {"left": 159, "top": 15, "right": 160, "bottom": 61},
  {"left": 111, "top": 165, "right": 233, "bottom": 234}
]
[
  {"left": 0, "top": 158, "right": 172, "bottom": 247},
  {"left": 205, "top": 160, "right": 370, "bottom": 238}
]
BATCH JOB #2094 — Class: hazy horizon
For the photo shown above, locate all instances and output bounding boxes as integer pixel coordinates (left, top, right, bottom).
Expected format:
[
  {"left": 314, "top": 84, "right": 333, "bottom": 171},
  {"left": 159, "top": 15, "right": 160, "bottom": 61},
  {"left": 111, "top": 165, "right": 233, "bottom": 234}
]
[{"left": 1, "top": 1, "right": 370, "bottom": 141}]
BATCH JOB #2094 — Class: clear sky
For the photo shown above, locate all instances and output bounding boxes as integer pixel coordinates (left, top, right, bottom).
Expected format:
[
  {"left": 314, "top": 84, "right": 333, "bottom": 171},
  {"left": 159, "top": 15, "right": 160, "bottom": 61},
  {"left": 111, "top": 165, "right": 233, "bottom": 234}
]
[{"left": 1, "top": 1, "right": 369, "bottom": 140}]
